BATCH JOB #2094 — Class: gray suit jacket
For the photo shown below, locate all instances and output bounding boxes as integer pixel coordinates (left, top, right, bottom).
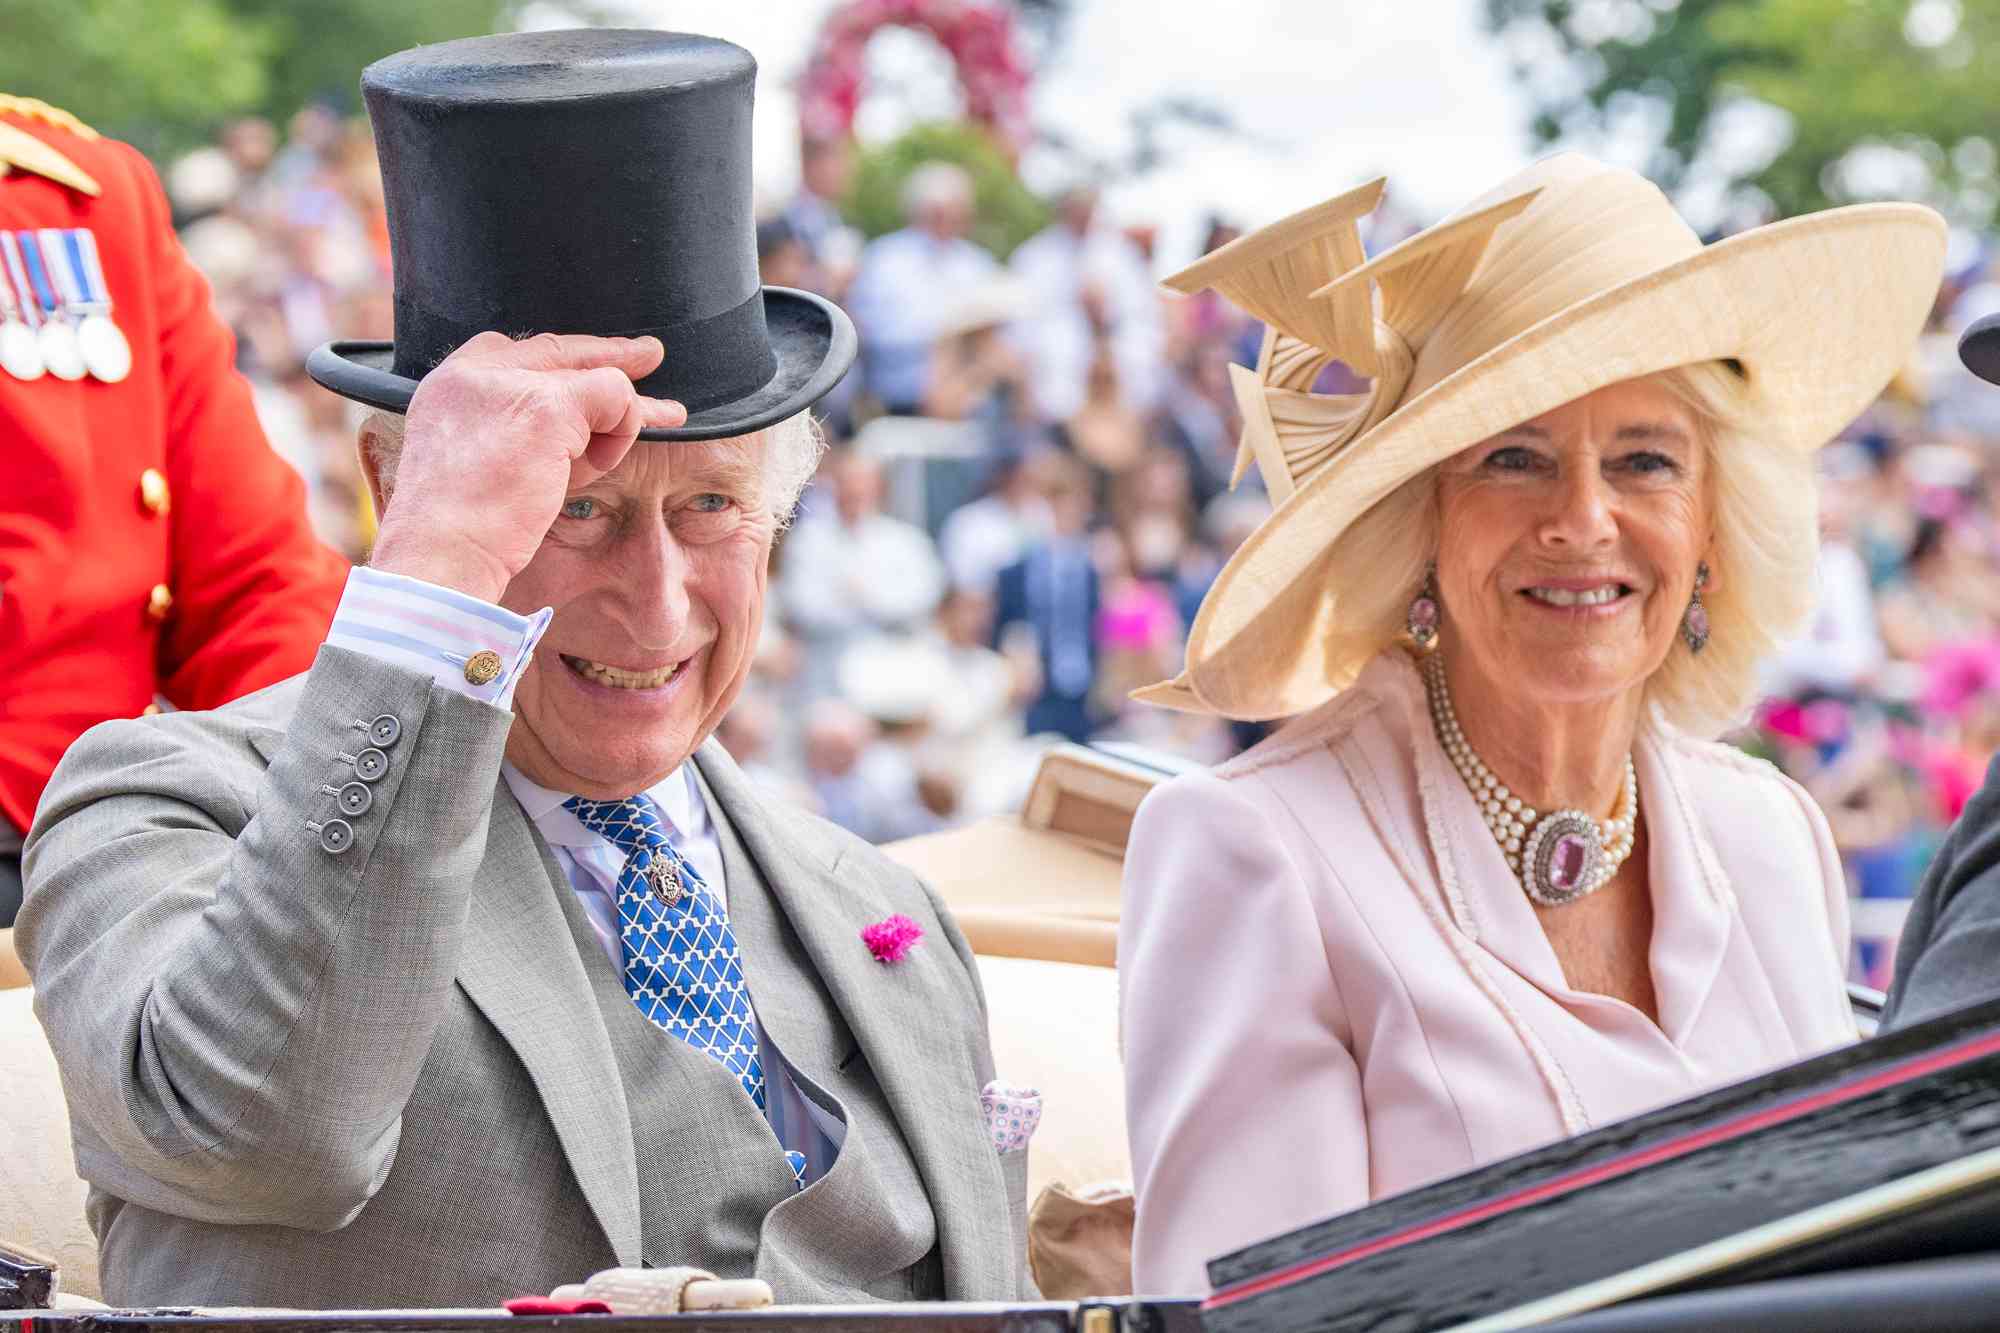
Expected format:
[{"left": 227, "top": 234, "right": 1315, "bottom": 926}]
[{"left": 19, "top": 646, "right": 1034, "bottom": 1308}]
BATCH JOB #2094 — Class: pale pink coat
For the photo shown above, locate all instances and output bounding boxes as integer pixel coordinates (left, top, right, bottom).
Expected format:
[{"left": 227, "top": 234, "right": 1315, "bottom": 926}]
[{"left": 1118, "top": 650, "right": 1856, "bottom": 1297}]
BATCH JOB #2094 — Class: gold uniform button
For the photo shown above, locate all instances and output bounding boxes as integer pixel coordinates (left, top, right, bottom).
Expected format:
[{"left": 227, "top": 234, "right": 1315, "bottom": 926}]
[
  {"left": 464, "top": 650, "right": 504, "bottom": 686},
  {"left": 139, "top": 468, "right": 170, "bottom": 515},
  {"left": 141, "top": 703, "right": 161, "bottom": 717},
  {"left": 146, "top": 583, "right": 174, "bottom": 621}
]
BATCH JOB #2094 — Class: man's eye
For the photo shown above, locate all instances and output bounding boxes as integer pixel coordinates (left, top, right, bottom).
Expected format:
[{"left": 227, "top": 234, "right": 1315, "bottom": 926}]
[
  {"left": 690, "top": 494, "right": 733, "bottom": 514},
  {"left": 560, "top": 498, "right": 597, "bottom": 520}
]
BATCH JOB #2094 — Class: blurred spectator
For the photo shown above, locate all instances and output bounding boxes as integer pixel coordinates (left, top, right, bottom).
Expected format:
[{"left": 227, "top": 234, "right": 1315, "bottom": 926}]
[
  {"left": 923, "top": 276, "right": 1032, "bottom": 429},
  {"left": 780, "top": 449, "right": 947, "bottom": 697},
  {"left": 1008, "top": 183, "right": 1165, "bottom": 422},
  {"left": 1156, "top": 337, "right": 1248, "bottom": 508},
  {"left": 1063, "top": 345, "right": 1147, "bottom": 474},
  {"left": 1877, "top": 516, "right": 2000, "bottom": 663},
  {"left": 758, "top": 216, "right": 813, "bottom": 292},
  {"left": 219, "top": 117, "right": 279, "bottom": 181},
  {"left": 940, "top": 449, "right": 1053, "bottom": 594},
  {"left": 1764, "top": 443, "right": 1886, "bottom": 700},
  {"left": 781, "top": 131, "right": 862, "bottom": 299},
  {"left": 802, "top": 694, "right": 943, "bottom": 845},
  {"left": 845, "top": 162, "right": 999, "bottom": 415},
  {"left": 994, "top": 452, "right": 1101, "bottom": 742}
]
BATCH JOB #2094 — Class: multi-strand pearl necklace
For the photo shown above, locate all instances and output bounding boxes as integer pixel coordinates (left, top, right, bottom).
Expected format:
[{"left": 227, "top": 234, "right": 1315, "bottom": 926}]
[{"left": 1420, "top": 652, "right": 1638, "bottom": 908}]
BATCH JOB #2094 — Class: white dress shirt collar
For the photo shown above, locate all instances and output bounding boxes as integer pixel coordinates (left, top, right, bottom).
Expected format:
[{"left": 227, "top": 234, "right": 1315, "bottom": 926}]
[{"left": 500, "top": 761, "right": 710, "bottom": 852}]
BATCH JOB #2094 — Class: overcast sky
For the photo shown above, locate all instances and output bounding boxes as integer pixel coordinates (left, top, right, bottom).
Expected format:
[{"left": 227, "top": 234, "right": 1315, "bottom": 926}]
[{"left": 574, "top": 0, "right": 1537, "bottom": 268}]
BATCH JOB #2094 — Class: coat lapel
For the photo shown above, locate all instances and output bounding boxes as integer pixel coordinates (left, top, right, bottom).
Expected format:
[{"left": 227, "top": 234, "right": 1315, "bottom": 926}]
[
  {"left": 695, "top": 763, "right": 939, "bottom": 1286},
  {"left": 1633, "top": 730, "right": 1740, "bottom": 1047},
  {"left": 454, "top": 781, "right": 643, "bottom": 1265},
  {"left": 691, "top": 741, "right": 1013, "bottom": 1300}
]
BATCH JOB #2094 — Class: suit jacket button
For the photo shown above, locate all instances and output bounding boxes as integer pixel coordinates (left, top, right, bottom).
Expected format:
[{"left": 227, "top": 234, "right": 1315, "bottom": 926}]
[
  {"left": 354, "top": 747, "right": 389, "bottom": 782},
  {"left": 138, "top": 468, "right": 170, "bottom": 515},
  {"left": 464, "top": 650, "right": 504, "bottom": 686},
  {"left": 338, "top": 781, "right": 374, "bottom": 816},
  {"left": 319, "top": 819, "right": 354, "bottom": 854},
  {"left": 146, "top": 583, "right": 174, "bottom": 621},
  {"left": 368, "top": 713, "right": 402, "bottom": 747}
]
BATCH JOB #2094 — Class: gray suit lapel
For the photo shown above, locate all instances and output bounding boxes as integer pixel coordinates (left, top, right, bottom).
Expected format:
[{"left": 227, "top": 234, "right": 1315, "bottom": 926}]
[
  {"left": 454, "top": 782, "right": 642, "bottom": 1265},
  {"left": 695, "top": 762, "right": 936, "bottom": 1287},
  {"left": 691, "top": 742, "right": 1012, "bottom": 1300}
]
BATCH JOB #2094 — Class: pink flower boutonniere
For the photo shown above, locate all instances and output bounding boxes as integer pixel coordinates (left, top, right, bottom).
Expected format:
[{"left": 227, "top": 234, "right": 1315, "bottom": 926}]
[{"left": 861, "top": 914, "right": 924, "bottom": 964}]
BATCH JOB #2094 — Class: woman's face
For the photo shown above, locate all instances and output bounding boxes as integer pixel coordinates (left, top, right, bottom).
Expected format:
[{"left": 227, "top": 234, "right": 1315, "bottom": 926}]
[{"left": 1433, "top": 377, "right": 1713, "bottom": 711}]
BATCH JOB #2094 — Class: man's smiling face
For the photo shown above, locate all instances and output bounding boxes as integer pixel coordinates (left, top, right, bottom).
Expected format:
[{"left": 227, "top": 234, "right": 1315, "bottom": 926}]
[{"left": 499, "top": 432, "right": 775, "bottom": 798}]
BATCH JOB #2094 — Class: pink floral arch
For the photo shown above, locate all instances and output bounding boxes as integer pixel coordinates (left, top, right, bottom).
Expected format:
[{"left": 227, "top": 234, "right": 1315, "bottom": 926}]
[{"left": 797, "top": 0, "right": 1034, "bottom": 154}]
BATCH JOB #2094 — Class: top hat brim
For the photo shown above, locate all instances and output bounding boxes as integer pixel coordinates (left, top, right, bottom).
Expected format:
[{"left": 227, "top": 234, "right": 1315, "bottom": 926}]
[
  {"left": 1134, "top": 203, "right": 1946, "bottom": 721},
  {"left": 1964, "top": 313, "right": 2000, "bottom": 387},
  {"left": 305, "top": 286, "right": 855, "bottom": 442}
]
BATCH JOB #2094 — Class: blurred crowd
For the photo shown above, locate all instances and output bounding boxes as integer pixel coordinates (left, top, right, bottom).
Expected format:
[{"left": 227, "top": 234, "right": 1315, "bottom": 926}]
[{"left": 164, "top": 111, "right": 2000, "bottom": 981}]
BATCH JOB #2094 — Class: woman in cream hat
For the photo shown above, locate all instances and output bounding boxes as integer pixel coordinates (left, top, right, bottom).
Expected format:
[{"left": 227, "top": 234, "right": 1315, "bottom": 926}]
[{"left": 1116, "top": 153, "right": 1947, "bottom": 1296}]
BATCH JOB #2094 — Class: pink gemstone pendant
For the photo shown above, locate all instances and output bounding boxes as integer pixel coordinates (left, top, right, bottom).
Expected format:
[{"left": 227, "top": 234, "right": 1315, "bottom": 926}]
[
  {"left": 1408, "top": 595, "right": 1440, "bottom": 648},
  {"left": 1682, "top": 601, "right": 1711, "bottom": 654},
  {"left": 1520, "top": 810, "right": 1605, "bottom": 907}
]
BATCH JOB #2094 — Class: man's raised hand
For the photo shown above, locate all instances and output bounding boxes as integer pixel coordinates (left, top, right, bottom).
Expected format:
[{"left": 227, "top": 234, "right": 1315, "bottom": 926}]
[{"left": 367, "top": 332, "right": 688, "bottom": 603}]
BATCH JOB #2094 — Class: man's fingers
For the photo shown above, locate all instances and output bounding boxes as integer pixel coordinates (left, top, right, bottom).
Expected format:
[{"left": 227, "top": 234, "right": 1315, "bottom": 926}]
[
  {"left": 640, "top": 397, "right": 689, "bottom": 431},
  {"left": 456, "top": 331, "right": 666, "bottom": 379},
  {"left": 578, "top": 395, "right": 686, "bottom": 475},
  {"left": 562, "top": 366, "right": 648, "bottom": 477}
]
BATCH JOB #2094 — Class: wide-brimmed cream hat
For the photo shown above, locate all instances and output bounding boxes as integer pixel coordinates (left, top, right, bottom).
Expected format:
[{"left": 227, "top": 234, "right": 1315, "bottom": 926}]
[{"left": 1137, "top": 152, "right": 1946, "bottom": 720}]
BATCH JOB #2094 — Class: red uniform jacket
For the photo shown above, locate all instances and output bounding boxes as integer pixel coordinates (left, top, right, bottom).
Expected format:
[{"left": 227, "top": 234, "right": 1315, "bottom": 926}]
[{"left": 0, "top": 106, "right": 349, "bottom": 832}]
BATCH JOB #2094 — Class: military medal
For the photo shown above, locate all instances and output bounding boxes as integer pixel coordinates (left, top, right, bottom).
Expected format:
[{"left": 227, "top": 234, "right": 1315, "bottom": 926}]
[
  {"left": 59, "top": 228, "right": 131, "bottom": 383},
  {"left": 0, "top": 234, "right": 42, "bottom": 380},
  {"left": 14, "top": 229, "right": 82, "bottom": 380}
]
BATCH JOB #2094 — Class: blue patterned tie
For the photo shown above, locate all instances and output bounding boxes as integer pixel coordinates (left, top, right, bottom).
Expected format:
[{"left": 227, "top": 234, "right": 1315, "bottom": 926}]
[{"left": 563, "top": 795, "right": 767, "bottom": 1108}]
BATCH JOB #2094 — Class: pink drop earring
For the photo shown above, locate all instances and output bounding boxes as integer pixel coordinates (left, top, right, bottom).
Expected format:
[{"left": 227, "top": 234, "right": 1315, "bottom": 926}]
[
  {"left": 1681, "top": 562, "right": 1711, "bottom": 654},
  {"left": 1407, "top": 564, "right": 1440, "bottom": 649}
]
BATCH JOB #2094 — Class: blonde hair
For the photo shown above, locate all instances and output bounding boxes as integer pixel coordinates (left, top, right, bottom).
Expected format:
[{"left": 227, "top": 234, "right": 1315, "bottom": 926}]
[
  {"left": 360, "top": 408, "right": 827, "bottom": 530},
  {"left": 1315, "top": 361, "right": 1818, "bottom": 738}
]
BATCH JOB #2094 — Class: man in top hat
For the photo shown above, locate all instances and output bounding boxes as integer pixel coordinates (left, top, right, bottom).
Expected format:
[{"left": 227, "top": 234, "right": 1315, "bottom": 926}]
[
  {"left": 0, "top": 95, "right": 349, "bottom": 928},
  {"left": 1884, "top": 314, "right": 2000, "bottom": 1030},
  {"left": 17, "top": 32, "right": 1036, "bottom": 1309}
]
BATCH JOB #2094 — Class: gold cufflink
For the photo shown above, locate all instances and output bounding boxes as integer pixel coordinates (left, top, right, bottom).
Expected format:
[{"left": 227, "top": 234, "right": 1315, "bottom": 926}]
[
  {"left": 464, "top": 650, "right": 504, "bottom": 685},
  {"left": 139, "top": 468, "right": 169, "bottom": 515}
]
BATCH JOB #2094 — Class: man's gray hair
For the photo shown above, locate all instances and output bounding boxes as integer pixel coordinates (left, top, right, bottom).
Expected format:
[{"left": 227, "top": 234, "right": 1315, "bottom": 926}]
[{"left": 359, "top": 409, "right": 827, "bottom": 529}]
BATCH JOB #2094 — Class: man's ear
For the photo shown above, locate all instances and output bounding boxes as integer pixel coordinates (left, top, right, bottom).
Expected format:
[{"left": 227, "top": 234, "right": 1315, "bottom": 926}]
[{"left": 356, "top": 420, "right": 395, "bottom": 521}]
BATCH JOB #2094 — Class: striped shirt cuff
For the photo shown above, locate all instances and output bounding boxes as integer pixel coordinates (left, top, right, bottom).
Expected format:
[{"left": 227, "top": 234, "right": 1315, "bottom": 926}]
[{"left": 326, "top": 566, "right": 552, "bottom": 710}]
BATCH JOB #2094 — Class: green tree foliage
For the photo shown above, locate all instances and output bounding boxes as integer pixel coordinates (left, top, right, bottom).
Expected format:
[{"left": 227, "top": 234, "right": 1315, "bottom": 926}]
[
  {"left": 0, "top": 0, "right": 571, "bottom": 157},
  {"left": 845, "top": 121, "right": 1051, "bottom": 258},
  {"left": 1484, "top": 0, "right": 2000, "bottom": 224}
]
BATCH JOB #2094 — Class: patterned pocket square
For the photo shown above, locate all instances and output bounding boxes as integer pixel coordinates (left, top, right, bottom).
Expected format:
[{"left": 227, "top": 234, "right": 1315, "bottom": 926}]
[{"left": 981, "top": 1080, "right": 1042, "bottom": 1154}]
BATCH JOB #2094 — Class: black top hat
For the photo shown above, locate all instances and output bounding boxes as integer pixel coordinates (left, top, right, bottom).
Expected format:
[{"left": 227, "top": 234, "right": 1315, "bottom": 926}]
[
  {"left": 305, "top": 29, "right": 855, "bottom": 441},
  {"left": 1965, "top": 313, "right": 2000, "bottom": 387}
]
